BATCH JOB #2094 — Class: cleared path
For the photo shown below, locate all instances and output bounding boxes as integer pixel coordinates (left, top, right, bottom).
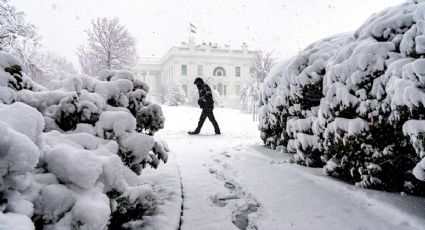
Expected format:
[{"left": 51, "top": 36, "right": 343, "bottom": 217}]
[{"left": 155, "top": 106, "right": 425, "bottom": 230}]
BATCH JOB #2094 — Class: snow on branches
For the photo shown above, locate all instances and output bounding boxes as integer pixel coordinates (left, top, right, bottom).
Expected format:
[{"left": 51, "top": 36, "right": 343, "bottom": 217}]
[
  {"left": 259, "top": 0, "right": 425, "bottom": 195},
  {"left": 0, "top": 51, "right": 168, "bottom": 229},
  {"left": 77, "top": 17, "right": 138, "bottom": 76}
]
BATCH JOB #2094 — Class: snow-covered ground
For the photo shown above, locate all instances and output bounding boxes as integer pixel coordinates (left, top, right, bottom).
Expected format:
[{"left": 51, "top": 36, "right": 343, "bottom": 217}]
[{"left": 148, "top": 105, "right": 425, "bottom": 230}]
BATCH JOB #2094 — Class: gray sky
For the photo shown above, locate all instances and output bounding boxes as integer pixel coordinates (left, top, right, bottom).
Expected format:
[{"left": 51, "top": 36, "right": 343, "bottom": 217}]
[{"left": 11, "top": 0, "right": 404, "bottom": 67}]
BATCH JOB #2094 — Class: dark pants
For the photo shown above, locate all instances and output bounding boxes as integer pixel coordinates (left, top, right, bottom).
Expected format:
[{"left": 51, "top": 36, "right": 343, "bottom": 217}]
[{"left": 195, "top": 108, "right": 220, "bottom": 133}]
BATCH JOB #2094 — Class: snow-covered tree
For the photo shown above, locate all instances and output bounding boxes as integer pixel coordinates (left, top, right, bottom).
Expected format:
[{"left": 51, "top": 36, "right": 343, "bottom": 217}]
[
  {"left": 26, "top": 52, "right": 78, "bottom": 86},
  {"left": 240, "top": 83, "right": 260, "bottom": 113},
  {"left": 259, "top": 1, "right": 425, "bottom": 195},
  {"left": 77, "top": 17, "right": 138, "bottom": 76},
  {"left": 44, "top": 52, "right": 77, "bottom": 76},
  {"left": 241, "top": 51, "right": 274, "bottom": 115},
  {"left": 0, "top": 0, "right": 49, "bottom": 78},
  {"left": 0, "top": 0, "right": 38, "bottom": 50},
  {"left": 0, "top": 51, "right": 169, "bottom": 228},
  {"left": 164, "top": 82, "right": 186, "bottom": 106},
  {"left": 157, "top": 84, "right": 168, "bottom": 104},
  {"left": 251, "top": 51, "right": 275, "bottom": 83}
]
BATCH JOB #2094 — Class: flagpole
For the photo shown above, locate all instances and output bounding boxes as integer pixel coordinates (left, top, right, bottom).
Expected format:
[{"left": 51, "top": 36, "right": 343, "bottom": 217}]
[{"left": 189, "top": 23, "right": 197, "bottom": 45}]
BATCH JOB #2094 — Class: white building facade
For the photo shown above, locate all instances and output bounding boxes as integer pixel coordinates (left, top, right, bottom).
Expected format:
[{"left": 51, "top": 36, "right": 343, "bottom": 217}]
[{"left": 133, "top": 43, "right": 257, "bottom": 108}]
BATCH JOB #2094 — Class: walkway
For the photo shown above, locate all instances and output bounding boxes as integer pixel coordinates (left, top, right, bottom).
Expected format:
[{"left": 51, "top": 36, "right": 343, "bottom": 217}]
[{"left": 147, "top": 106, "right": 425, "bottom": 230}]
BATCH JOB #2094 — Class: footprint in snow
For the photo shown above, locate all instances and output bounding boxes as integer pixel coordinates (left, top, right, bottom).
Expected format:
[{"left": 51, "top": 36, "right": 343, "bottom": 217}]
[
  {"left": 211, "top": 193, "right": 240, "bottom": 207},
  {"left": 215, "top": 173, "right": 225, "bottom": 181},
  {"left": 224, "top": 181, "right": 236, "bottom": 190},
  {"left": 209, "top": 150, "right": 261, "bottom": 230},
  {"left": 233, "top": 198, "right": 260, "bottom": 230},
  {"left": 222, "top": 151, "right": 231, "bottom": 158}
]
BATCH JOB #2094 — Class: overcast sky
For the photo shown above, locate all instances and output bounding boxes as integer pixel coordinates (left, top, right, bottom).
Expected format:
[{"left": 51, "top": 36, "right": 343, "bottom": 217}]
[{"left": 11, "top": 0, "right": 404, "bottom": 67}]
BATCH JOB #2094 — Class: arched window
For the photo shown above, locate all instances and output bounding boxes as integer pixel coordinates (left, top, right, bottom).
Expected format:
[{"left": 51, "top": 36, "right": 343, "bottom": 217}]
[{"left": 213, "top": 66, "right": 226, "bottom": 76}]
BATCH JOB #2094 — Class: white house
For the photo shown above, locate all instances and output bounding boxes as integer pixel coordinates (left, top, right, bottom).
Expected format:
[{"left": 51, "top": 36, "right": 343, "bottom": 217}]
[{"left": 133, "top": 42, "right": 258, "bottom": 108}]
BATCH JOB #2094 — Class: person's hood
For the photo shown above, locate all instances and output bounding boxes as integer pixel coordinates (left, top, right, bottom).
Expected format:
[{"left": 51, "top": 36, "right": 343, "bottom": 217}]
[{"left": 194, "top": 78, "right": 204, "bottom": 87}]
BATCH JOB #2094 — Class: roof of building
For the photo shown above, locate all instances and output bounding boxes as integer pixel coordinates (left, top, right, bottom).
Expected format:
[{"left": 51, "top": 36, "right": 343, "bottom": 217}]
[{"left": 135, "top": 43, "right": 258, "bottom": 71}]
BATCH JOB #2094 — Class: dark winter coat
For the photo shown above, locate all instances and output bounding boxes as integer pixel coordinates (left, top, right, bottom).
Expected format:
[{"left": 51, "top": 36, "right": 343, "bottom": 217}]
[{"left": 197, "top": 83, "right": 214, "bottom": 109}]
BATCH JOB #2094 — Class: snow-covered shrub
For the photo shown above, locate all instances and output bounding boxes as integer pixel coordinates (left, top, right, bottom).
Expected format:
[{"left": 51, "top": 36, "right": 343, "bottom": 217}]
[
  {"left": 0, "top": 51, "right": 170, "bottom": 228},
  {"left": 128, "top": 89, "right": 147, "bottom": 115},
  {"left": 0, "top": 51, "right": 46, "bottom": 104},
  {"left": 0, "top": 103, "right": 43, "bottom": 227},
  {"left": 107, "top": 184, "right": 156, "bottom": 230},
  {"left": 118, "top": 133, "right": 168, "bottom": 174},
  {"left": 403, "top": 121, "right": 425, "bottom": 182},
  {"left": 240, "top": 83, "right": 259, "bottom": 113},
  {"left": 53, "top": 94, "right": 80, "bottom": 131},
  {"left": 258, "top": 61, "right": 288, "bottom": 149},
  {"left": 260, "top": 34, "right": 350, "bottom": 162},
  {"left": 164, "top": 82, "right": 186, "bottom": 106},
  {"left": 95, "top": 110, "right": 137, "bottom": 139},
  {"left": 136, "top": 103, "right": 165, "bottom": 134},
  {"left": 187, "top": 89, "right": 199, "bottom": 106},
  {"left": 319, "top": 2, "right": 425, "bottom": 192},
  {"left": 259, "top": 0, "right": 425, "bottom": 194}
]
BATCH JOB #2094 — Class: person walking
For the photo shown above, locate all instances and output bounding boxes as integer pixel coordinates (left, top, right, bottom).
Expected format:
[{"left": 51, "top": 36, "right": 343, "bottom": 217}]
[{"left": 188, "top": 77, "right": 221, "bottom": 135}]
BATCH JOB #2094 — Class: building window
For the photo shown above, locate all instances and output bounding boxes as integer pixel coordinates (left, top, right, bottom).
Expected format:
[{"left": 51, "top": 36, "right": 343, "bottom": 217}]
[
  {"left": 217, "top": 83, "right": 223, "bottom": 95},
  {"left": 182, "top": 84, "right": 188, "bottom": 97},
  {"left": 216, "top": 83, "right": 227, "bottom": 95},
  {"left": 213, "top": 66, "right": 226, "bottom": 76},
  {"left": 236, "top": 66, "right": 241, "bottom": 77},
  {"left": 181, "top": 64, "right": 187, "bottom": 76},
  {"left": 236, "top": 85, "right": 241, "bottom": 95},
  {"left": 197, "top": 65, "right": 203, "bottom": 76}
]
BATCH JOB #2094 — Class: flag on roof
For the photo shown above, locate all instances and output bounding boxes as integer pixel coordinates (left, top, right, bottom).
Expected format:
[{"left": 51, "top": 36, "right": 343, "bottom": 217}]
[{"left": 190, "top": 23, "right": 197, "bottom": 33}]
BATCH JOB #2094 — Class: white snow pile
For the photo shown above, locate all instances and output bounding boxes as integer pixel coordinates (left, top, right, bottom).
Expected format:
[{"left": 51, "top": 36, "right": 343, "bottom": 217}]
[
  {"left": 259, "top": 0, "right": 425, "bottom": 195},
  {"left": 0, "top": 52, "right": 170, "bottom": 229}
]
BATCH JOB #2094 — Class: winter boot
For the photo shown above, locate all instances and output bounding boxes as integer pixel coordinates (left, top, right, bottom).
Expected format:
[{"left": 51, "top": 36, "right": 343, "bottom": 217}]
[
  {"left": 188, "top": 130, "right": 200, "bottom": 135},
  {"left": 214, "top": 127, "right": 221, "bottom": 135}
]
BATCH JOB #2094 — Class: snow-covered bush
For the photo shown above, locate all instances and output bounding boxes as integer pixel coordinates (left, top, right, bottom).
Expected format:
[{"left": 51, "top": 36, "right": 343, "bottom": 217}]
[
  {"left": 259, "top": 0, "right": 425, "bottom": 195},
  {"left": 403, "top": 120, "right": 425, "bottom": 182},
  {"left": 240, "top": 83, "right": 259, "bottom": 113},
  {"left": 0, "top": 51, "right": 170, "bottom": 229},
  {"left": 258, "top": 61, "right": 288, "bottom": 149},
  {"left": 164, "top": 82, "right": 186, "bottom": 106},
  {"left": 187, "top": 89, "right": 199, "bottom": 106},
  {"left": 136, "top": 103, "right": 165, "bottom": 134}
]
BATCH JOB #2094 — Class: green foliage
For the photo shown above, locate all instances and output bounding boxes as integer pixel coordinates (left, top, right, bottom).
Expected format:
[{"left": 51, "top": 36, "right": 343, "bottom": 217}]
[
  {"left": 55, "top": 95, "right": 80, "bottom": 131},
  {"left": 135, "top": 104, "right": 165, "bottom": 135},
  {"left": 107, "top": 190, "right": 155, "bottom": 230},
  {"left": 4, "top": 65, "right": 23, "bottom": 90}
]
